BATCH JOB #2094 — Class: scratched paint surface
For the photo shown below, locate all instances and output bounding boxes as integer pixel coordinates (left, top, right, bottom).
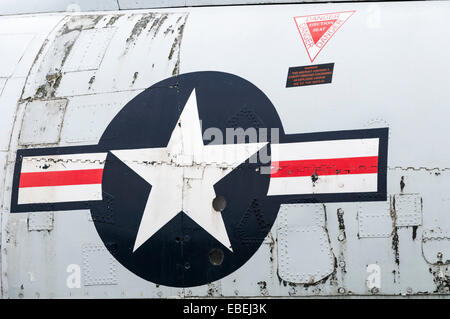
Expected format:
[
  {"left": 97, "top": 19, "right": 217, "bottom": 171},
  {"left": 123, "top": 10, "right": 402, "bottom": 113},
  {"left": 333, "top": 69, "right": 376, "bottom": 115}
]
[{"left": 1, "top": 1, "right": 450, "bottom": 298}]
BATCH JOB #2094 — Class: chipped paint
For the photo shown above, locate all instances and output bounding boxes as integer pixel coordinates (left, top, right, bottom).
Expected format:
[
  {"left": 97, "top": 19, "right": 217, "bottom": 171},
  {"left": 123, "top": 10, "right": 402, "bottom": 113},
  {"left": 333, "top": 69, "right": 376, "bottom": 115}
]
[
  {"left": 126, "top": 14, "right": 155, "bottom": 45},
  {"left": 206, "top": 281, "right": 222, "bottom": 297},
  {"left": 170, "top": 16, "right": 187, "bottom": 76},
  {"left": 131, "top": 72, "right": 138, "bottom": 85},
  {"left": 257, "top": 281, "right": 268, "bottom": 296},
  {"left": 337, "top": 208, "right": 346, "bottom": 240},
  {"left": 150, "top": 14, "right": 169, "bottom": 39},
  {"left": 390, "top": 195, "right": 401, "bottom": 281},
  {"left": 23, "top": 15, "right": 106, "bottom": 101},
  {"left": 20, "top": 11, "right": 188, "bottom": 102},
  {"left": 412, "top": 225, "right": 418, "bottom": 240},
  {"left": 106, "top": 14, "right": 123, "bottom": 27},
  {"left": 430, "top": 266, "right": 450, "bottom": 294},
  {"left": 88, "top": 75, "right": 96, "bottom": 89},
  {"left": 311, "top": 171, "right": 319, "bottom": 185},
  {"left": 35, "top": 71, "right": 62, "bottom": 99},
  {"left": 400, "top": 176, "right": 405, "bottom": 192}
]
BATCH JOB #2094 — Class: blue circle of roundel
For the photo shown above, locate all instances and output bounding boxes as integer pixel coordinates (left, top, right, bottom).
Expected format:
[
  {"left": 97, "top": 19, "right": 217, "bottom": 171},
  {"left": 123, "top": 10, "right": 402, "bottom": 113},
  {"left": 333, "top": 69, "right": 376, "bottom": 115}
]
[{"left": 91, "top": 71, "right": 283, "bottom": 287}]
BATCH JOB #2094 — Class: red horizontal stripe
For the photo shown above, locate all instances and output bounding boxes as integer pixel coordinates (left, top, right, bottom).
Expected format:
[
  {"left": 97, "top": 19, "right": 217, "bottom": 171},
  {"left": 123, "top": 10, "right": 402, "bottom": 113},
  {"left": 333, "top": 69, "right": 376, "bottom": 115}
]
[
  {"left": 19, "top": 169, "right": 104, "bottom": 188},
  {"left": 271, "top": 156, "right": 378, "bottom": 178}
]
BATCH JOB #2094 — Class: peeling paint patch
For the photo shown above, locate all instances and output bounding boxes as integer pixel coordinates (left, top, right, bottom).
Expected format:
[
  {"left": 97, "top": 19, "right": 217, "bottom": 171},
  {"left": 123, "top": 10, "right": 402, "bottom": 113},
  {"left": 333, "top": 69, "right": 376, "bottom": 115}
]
[
  {"left": 126, "top": 14, "right": 156, "bottom": 45},
  {"left": 412, "top": 225, "right": 418, "bottom": 240},
  {"left": 268, "top": 231, "right": 275, "bottom": 263},
  {"left": 311, "top": 171, "right": 319, "bottom": 185},
  {"left": 390, "top": 197, "right": 400, "bottom": 266},
  {"left": 206, "top": 282, "right": 222, "bottom": 297},
  {"left": 24, "top": 12, "right": 188, "bottom": 99},
  {"left": 170, "top": 17, "right": 188, "bottom": 76},
  {"left": 106, "top": 14, "right": 123, "bottom": 27},
  {"left": 337, "top": 208, "right": 346, "bottom": 240},
  {"left": 35, "top": 71, "right": 62, "bottom": 99},
  {"left": 150, "top": 14, "right": 169, "bottom": 39},
  {"left": 257, "top": 281, "right": 268, "bottom": 296},
  {"left": 23, "top": 15, "right": 108, "bottom": 101},
  {"left": 172, "top": 60, "right": 181, "bottom": 76},
  {"left": 88, "top": 76, "right": 96, "bottom": 89},
  {"left": 429, "top": 266, "right": 450, "bottom": 294},
  {"left": 392, "top": 228, "right": 400, "bottom": 265},
  {"left": 131, "top": 72, "right": 138, "bottom": 85}
]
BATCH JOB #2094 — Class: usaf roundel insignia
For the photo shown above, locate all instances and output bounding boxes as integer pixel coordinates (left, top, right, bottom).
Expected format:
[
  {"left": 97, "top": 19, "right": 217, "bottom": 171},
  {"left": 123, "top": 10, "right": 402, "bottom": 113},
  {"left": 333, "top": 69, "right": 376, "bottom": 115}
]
[{"left": 11, "top": 71, "right": 388, "bottom": 287}]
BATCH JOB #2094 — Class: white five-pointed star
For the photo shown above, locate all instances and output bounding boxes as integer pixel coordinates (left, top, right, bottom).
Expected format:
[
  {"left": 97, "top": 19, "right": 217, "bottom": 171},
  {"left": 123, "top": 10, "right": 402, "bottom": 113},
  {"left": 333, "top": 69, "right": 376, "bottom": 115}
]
[{"left": 111, "top": 89, "right": 267, "bottom": 252}]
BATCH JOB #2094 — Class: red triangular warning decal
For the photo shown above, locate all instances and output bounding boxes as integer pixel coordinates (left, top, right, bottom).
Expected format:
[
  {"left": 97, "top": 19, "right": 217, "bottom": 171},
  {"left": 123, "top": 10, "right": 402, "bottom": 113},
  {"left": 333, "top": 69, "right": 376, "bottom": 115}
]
[
  {"left": 307, "top": 20, "right": 337, "bottom": 44},
  {"left": 294, "top": 11, "right": 355, "bottom": 62}
]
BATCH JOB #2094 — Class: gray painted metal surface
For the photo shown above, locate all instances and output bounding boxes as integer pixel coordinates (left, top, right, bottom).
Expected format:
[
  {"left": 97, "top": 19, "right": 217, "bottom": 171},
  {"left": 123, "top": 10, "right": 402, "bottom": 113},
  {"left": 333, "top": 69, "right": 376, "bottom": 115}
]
[
  {"left": 0, "top": 0, "right": 435, "bottom": 16},
  {"left": 0, "top": 1, "right": 450, "bottom": 298},
  {"left": 0, "top": 0, "right": 119, "bottom": 16},
  {"left": 117, "top": 0, "right": 371, "bottom": 10}
]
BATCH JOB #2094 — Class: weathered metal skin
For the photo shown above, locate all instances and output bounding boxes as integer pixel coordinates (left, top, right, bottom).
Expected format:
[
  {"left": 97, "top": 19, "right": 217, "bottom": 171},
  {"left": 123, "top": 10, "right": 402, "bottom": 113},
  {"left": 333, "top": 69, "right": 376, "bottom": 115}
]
[{"left": 1, "top": 1, "right": 450, "bottom": 298}]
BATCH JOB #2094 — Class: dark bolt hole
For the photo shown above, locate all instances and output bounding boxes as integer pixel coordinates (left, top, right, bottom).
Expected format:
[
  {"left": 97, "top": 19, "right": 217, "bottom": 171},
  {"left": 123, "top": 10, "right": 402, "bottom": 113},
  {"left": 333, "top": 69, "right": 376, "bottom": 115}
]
[
  {"left": 175, "top": 237, "right": 181, "bottom": 243},
  {"left": 212, "top": 195, "right": 227, "bottom": 212},
  {"left": 209, "top": 248, "right": 224, "bottom": 266}
]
